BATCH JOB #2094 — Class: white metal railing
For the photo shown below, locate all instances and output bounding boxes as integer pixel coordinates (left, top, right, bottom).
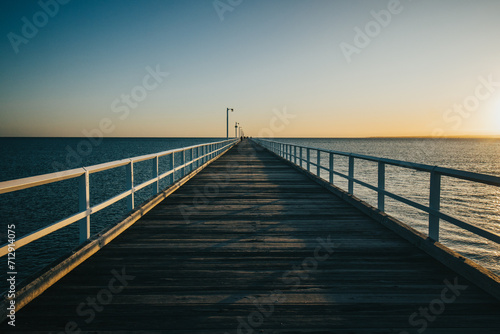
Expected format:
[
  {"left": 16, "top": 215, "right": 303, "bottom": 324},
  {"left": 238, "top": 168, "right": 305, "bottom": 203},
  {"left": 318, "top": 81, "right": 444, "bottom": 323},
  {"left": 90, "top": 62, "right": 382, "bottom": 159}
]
[
  {"left": 0, "top": 139, "right": 239, "bottom": 257},
  {"left": 253, "top": 138, "right": 500, "bottom": 245}
]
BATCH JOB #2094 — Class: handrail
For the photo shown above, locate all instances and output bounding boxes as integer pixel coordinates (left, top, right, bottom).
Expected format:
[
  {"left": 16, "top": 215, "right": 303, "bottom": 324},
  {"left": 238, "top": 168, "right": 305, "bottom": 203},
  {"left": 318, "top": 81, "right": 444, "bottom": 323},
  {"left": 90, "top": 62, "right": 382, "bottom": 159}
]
[
  {"left": 252, "top": 138, "right": 500, "bottom": 245},
  {"left": 0, "top": 168, "right": 87, "bottom": 194},
  {"left": 255, "top": 139, "right": 500, "bottom": 187},
  {"left": 0, "top": 138, "right": 239, "bottom": 257}
]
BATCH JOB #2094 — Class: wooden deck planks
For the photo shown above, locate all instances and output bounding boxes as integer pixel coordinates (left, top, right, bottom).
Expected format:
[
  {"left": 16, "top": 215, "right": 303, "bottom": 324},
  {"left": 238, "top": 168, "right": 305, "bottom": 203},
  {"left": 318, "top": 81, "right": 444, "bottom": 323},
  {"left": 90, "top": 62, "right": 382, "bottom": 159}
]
[{"left": 2, "top": 139, "right": 500, "bottom": 333}]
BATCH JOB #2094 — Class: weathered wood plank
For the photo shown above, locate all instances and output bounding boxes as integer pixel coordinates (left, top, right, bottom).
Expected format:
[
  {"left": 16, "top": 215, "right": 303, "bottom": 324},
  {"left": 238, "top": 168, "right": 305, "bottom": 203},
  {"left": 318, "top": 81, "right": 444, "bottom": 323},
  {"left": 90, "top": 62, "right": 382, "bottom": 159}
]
[{"left": 2, "top": 139, "right": 500, "bottom": 332}]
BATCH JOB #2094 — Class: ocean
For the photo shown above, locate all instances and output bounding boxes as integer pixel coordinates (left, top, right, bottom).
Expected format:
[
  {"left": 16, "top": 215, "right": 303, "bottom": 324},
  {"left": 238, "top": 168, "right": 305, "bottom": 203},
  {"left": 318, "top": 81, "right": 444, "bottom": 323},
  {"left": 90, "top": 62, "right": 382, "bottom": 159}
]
[
  {"left": 1, "top": 137, "right": 499, "bottom": 293},
  {"left": 277, "top": 137, "right": 500, "bottom": 279},
  {"left": 0, "top": 137, "right": 224, "bottom": 293}
]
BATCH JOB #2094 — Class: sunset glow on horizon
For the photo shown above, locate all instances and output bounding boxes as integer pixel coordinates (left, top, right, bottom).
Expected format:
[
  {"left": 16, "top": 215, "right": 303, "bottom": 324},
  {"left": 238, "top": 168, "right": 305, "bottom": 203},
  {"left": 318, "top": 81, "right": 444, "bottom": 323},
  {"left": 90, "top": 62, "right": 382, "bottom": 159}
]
[{"left": 1, "top": 0, "right": 500, "bottom": 138}]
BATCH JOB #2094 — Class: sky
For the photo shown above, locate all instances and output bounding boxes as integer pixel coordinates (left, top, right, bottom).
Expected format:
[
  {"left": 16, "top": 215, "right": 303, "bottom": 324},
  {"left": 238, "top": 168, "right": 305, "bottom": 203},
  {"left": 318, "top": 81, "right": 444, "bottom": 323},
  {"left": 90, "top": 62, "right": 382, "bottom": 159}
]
[{"left": 1, "top": 0, "right": 500, "bottom": 138}]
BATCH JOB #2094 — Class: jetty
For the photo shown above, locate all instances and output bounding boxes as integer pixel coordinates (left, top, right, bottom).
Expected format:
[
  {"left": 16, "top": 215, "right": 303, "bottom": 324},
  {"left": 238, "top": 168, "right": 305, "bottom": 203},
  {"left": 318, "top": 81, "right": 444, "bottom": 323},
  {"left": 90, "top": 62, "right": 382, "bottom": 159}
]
[{"left": 1, "top": 139, "right": 500, "bottom": 332}]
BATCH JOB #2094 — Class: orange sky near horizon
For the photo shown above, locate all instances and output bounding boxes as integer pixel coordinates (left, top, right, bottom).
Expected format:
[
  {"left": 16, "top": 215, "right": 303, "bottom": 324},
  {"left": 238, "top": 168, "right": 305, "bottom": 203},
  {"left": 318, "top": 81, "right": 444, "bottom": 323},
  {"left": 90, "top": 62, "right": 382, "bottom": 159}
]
[{"left": 1, "top": 1, "right": 500, "bottom": 138}]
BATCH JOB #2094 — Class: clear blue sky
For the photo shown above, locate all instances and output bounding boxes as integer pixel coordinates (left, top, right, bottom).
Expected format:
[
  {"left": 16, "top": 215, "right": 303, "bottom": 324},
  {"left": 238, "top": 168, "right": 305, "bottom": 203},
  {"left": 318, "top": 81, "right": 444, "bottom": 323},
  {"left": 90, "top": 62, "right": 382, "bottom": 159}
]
[{"left": 1, "top": 0, "right": 500, "bottom": 137}]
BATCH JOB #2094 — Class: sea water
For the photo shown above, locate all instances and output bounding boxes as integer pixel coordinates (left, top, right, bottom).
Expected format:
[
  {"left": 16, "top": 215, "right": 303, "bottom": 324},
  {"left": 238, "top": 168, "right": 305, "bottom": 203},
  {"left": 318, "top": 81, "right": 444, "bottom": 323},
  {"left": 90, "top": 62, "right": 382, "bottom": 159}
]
[{"left": 1, "top": 137, "right": 499, "bottom": 293}]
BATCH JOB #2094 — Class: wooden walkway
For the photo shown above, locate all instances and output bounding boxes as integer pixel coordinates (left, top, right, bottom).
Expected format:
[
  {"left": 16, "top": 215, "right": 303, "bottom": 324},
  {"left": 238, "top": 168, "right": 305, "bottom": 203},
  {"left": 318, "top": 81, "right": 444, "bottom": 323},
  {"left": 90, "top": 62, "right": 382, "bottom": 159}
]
[{"left": 3, "top": 140, "right": 500, "bottom": 333}]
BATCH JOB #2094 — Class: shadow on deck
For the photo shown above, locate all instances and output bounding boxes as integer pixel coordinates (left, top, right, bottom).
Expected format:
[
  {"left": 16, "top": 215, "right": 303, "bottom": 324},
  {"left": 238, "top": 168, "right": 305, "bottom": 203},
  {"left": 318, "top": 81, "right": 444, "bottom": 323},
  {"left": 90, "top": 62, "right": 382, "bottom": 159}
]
[{"left": 2, "top": 140, "right": 500, "bottom": 333}]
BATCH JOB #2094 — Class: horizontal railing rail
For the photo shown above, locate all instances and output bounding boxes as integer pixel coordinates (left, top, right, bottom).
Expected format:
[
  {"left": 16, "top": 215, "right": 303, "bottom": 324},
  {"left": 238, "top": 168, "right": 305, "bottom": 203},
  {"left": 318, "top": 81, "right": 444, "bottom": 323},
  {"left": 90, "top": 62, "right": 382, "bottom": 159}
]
[
  {"left": 0, "top": 139, "right": 239, "bottom": 257},
  {"left": 253, "top": 138, "right": 500, "bottom": 245}
]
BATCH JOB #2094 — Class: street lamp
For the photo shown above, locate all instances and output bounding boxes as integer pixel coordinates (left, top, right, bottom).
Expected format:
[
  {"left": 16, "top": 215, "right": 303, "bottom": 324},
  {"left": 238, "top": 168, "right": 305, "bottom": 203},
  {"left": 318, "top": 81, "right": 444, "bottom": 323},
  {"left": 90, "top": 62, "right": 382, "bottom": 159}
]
[
  {"left": 226, "top": 108, "right": 233, "bottom": 139},
  {"left": 235, "top": 122, "right": 239, "bottom": 138}
]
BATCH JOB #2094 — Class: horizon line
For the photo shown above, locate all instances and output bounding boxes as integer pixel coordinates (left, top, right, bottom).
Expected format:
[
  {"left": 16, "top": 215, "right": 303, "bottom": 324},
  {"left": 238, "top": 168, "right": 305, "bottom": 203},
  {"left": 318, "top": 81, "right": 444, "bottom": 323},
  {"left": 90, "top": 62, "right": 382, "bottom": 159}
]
[{"left": 1, "top": 135, "right": 500, "bottom": 139}]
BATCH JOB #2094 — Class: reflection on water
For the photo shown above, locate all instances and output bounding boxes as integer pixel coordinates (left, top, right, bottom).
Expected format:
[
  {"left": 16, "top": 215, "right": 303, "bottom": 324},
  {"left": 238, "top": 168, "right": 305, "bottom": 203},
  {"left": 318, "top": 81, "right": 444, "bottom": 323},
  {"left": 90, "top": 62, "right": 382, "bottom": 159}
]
[
  {"left": 1, "top": 137, "right": 499, "bottom": 293},
  {"left": 0, "top": 137, "right": 223, "bottom": 293},
  {"left": 279, "top": 138, "right": 500, "bottom": 277}
]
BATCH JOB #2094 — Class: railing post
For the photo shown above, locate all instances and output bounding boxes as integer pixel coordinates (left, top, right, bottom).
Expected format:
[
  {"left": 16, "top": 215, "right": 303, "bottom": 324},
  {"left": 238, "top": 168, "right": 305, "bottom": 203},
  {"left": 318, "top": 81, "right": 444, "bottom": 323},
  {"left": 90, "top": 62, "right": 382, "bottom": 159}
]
[
  {"left": 307, "top": 148, "right": 311, "bottom": 172},
  {"left": 429, "top": 170, "right": 441, "bottom": 241},
  {"left": 126, "top": 160, "right": 134, "bottom": 211},
  {"left": 188, "top": 148, "right": 192, "bottom": 173},
  {"left": 196, "top": 146, "right": 200, "bottom": 168},
  {"left": 316, "top": 150, "right": 321, "bottom": 176},
  {"left": 193, "top": 147, "right": 196, "bottom": 170},
  {"left": 78, "top": 169, "right": 90, "bottom": 244},
  {"left": 294, "top": 146, "right": 297, "bottom": 165},
  {"left": 329, "top": 152, "right": 334, "bottom": 184},
  {"left": 152, "top": 156, "right": 159, "bottom": 196},
  {"left": 300, "top": 147, "right": 303, "bottom": 168},
  {"left": 348, "top": 155, "right": 354, "bottom": 194},
  {"left": 378, "top": 162, "right": 385, "bottom": 211},
  {"left": 192, "top": 147, "right": 195, "bottom": 169},
  {"left": 170, "top": 153, "right": 175, "bottom": 184},
  {"left": 182, "top": 149, "right": 186, "bottom": 177}
]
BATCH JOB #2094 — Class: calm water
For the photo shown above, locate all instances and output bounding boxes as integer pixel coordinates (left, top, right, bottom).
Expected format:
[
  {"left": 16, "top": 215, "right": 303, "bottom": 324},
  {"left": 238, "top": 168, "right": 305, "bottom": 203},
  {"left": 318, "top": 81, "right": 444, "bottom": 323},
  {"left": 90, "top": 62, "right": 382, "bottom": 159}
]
[
  {"left": 1, "top": 137, "right": 499, "bottom": 293},
  {"left": 0, "top": 137, "right": 224, "bottom": 293},
  {"left": 277, "top": 138, "right": 500, "bottom": 278}
]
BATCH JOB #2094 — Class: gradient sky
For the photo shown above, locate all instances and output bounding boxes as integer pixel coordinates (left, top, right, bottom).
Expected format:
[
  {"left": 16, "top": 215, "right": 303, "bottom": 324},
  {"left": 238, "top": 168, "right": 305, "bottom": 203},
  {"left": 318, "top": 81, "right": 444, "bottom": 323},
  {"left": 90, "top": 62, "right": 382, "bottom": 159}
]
[{"left": 1, "top": 0, "right": 500, "bottom": 138}]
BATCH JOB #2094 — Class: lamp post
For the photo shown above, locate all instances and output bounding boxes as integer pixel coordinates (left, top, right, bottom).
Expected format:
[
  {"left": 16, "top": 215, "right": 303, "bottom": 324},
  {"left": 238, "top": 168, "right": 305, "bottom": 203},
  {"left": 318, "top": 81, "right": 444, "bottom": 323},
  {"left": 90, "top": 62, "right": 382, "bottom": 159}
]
[
  {"left": 235, "top": 122, "right": 239, "bottom": 138},
  {"left": 226, "top": 108, "right": 233, "bottom": 139}
]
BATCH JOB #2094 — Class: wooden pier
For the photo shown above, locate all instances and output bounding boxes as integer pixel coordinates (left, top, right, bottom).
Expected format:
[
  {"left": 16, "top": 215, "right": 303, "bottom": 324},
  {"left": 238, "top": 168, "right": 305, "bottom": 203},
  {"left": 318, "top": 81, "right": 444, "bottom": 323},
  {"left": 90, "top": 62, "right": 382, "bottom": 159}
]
[{"left": 2, "top": 140, "right": 500, "bottom": 332}]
